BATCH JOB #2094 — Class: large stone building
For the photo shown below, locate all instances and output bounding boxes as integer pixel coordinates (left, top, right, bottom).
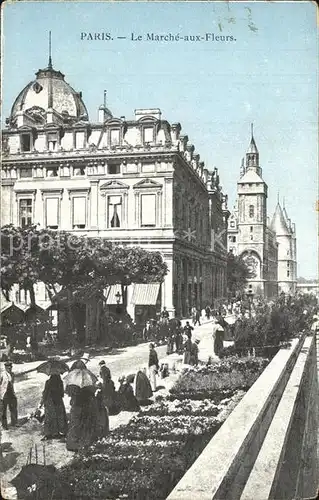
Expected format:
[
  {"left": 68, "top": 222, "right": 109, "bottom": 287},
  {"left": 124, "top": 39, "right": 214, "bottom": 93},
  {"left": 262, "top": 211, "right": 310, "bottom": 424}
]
[
  {"left": 1, "top": 56, "right": 229, "bottom": 321},
  {"left": 227, "top": 128, "right": 297, "bottom": 297}
]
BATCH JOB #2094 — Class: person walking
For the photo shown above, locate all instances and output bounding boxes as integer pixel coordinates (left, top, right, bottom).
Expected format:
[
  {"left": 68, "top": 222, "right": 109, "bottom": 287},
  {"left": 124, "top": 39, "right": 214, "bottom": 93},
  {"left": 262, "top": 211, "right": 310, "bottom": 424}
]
[
  {"left": 1, "top": 361, "right": 18, "bottom": 430},
  {"left": 148, "top": 343, "right": 159, "bottom": 392},
  {"left": 40, "top": 374, "right": 67, "bottom": 440},
  {"left": 212, "top": 319, "right": 225, "bottom": 357},
  {"left": 205, "top": 305, "right": 211, "bottom": 320},
  {"left": 98, "top": 360, "right": 116, "bottom": 414},
  {"left": 183, "top": 321, "right": 194, "bottom": 339},
  {"left": 117, "top": 376, "right": 140, "bottom": 412},
  {"left": 175, "top": 327, "right": 183, "bottom": 354},
  {"left": 194, "top": 309, "right": 201, "bottom": 326}
]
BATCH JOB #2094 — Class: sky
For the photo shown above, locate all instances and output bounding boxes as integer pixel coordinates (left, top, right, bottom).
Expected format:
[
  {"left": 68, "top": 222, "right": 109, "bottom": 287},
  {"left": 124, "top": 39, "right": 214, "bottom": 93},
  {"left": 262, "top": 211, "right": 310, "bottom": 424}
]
[{"left": 2, "top": 1, "right": 318, "bottom": 278}]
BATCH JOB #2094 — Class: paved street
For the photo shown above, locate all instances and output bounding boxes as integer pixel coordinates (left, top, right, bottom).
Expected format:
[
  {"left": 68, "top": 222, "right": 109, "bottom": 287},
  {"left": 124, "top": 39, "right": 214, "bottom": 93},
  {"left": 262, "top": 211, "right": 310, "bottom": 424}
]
[{"left": 1, "top": 318, "right": 224, "bottom": 492}]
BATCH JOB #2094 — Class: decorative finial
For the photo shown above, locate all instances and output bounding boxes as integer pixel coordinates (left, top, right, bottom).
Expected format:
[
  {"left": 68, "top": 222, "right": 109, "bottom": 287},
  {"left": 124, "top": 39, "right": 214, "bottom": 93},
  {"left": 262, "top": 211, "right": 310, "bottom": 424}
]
[
  {"left": 277, "top": 191, "right": 280, "bottom": 204},
  {"left": 104, "top": 90, "right": 107, "bottom": 108},
  {"left": 251, "top": 122, "right": 254, "bottom": 137},
  {"left": 283, "top": 196, "right": 285, "bottom": 208},
  {"left": 48, "top": 31, "right": 52, "bottom": 69}
]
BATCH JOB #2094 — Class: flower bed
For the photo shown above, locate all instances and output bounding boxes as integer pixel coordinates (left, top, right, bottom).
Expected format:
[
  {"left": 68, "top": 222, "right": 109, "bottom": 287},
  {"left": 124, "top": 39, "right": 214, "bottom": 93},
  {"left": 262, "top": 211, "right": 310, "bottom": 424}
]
[
  {"left": 60, "top": 357, "right": 268, "bottom": 499},
  {"left": 170, "top": 356, "right": 269, "bottom": 398}
]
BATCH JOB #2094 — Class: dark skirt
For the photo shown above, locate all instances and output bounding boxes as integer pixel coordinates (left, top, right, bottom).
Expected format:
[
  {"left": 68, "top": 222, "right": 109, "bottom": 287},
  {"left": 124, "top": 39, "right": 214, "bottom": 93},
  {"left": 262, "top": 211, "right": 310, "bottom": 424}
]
[
  {"left": 66, "top": 391, "right": 108, "bottom": 451},
  {"left": 43, "top": 398, "right": 67, "bottom": 437}
]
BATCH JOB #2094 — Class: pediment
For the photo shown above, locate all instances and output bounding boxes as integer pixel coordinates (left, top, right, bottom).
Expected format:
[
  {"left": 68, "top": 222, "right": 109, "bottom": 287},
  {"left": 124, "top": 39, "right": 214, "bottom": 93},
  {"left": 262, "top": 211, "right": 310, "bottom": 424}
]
[
  {"left": 104, "top": 118, "right": 123, "bottom": 126},
  {"left": 133, "top": 178, "right": 162, "bottom": 189},
  {"left": 100, "top": 180, "right": 129, "bottom": 190}
]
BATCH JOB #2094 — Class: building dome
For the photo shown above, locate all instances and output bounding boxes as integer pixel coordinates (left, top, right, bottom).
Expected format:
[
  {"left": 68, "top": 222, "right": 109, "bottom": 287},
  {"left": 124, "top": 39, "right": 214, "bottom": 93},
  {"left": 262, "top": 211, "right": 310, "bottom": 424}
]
[{"left": 8, "top": 61, "right": 88, "bottom": 127}]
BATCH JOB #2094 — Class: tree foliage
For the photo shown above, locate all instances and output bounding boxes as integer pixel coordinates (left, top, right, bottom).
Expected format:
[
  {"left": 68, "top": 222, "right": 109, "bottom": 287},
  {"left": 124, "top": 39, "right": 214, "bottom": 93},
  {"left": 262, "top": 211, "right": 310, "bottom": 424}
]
[
  {"left": 1, "top": 225, "right": 168, "bottom": 343},
  {"left": 226, "top": 251, "right": 251, "bottom": 297}
]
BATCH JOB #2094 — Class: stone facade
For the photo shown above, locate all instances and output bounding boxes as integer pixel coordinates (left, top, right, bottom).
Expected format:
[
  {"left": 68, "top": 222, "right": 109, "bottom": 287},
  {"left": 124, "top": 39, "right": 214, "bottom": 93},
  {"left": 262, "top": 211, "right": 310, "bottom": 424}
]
[
  {"left": 227, "top": 128, "right": 296, "bottom": 298},
  {"left": 1, "top": 58, "right": 229, "bottom": 319}
]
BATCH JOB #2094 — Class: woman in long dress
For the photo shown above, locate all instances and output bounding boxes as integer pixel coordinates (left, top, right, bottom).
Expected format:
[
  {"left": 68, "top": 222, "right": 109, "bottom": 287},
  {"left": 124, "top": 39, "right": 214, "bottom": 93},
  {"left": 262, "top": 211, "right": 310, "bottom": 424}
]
[
  {"left": 66, "top": 386, "right": 108, "bottom": 451},
  {"left": 41, "top": 374, "right": 67, "bottom": 440}
]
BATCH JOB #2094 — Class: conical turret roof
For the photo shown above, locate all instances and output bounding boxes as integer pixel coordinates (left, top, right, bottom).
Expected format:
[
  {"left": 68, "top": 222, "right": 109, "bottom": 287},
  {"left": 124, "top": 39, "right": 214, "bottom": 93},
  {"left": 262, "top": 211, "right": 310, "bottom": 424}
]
[{"left": 270, "top": 203, "right": 290, "bottom": 235}]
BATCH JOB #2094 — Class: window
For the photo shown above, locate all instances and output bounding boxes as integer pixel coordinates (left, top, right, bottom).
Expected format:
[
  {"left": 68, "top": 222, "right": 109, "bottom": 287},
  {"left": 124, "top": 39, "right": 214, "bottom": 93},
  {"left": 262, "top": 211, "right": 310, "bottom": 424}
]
[
  {"left": 73, "top": 166, "right": 85, "bottom": 176},
  {"left": 229, "top": 235, "right": 236, "bottom": 243},
  {"left": 46, "top": 167, "right": 58, "bottom": 177},
  {"left": 72, "top": 197, "right": 86, "bottom": 229},
  {"left": 19, "top": 199, "right": 33, "bottom": 228},
  {"left": 47, "top": 133, "right": 58, "bottom": 151},
  {"left": 20, "top": 168, "right": 33, "bottom": 178},
  {"left": 141, "top": 194, "right": 156, "bottom": 227},
  {"left": 230, "top": 221, "right": 235, "bottom": 228},
  {"left": 108, "top": 195, "right": 122, "bottom": 228},
  {"left": 107, "top": 163, "right": 121, "bottom": 175},
  {"left": 287, "top": 261, "right": 290, "bottom": 268},
  {"left": 249, "top": 205, "right": 254, "bottom": 218},
  {"left": 110, "top": 129, "right": 120, "bottom": 145},
  {"left": 21, "top": 134, "right": 31, "bottom": 152},
  {"left": 250, "top": 226, "right": 253, "bottom": 232},
  {"left": 287, "top": 270, "right": 290, "bottom": 277},
  {"left": 75, "top": 132, "right": 85, "bottom": 149},
  {"left": 250, "top": 235, "right": 253, "bottom": 241},
  {"left": 143, "top": 127, "right": 154, "bottom": 143},
  {"left": 45, "top": 198, "right": 59, "bottom": 229}
]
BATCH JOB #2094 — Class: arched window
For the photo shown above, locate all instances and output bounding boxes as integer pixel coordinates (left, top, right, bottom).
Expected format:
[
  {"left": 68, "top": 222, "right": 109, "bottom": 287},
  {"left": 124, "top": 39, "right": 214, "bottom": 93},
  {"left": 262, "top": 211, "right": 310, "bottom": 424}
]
[{"left": 249, "top": 205, "right": 254, "bottom": 218}]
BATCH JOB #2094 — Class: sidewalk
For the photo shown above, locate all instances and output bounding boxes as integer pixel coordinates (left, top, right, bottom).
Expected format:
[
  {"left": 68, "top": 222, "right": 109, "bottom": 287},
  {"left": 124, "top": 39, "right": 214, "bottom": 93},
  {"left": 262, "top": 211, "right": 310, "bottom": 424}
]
[{"left": 12, "top": 314, "right": 216, "bottom": 378}]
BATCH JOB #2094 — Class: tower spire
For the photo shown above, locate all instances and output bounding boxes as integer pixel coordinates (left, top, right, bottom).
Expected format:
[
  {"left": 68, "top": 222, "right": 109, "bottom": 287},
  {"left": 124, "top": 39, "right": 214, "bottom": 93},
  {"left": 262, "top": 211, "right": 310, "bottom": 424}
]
[
  {"left": 104, "top": 90, "right": 107, "bottom": 108},
  {"left": 48, "top": 31, "right": 52, "bottom": 69},
  {"left": 251, "top": 122, "right": 254, "bottom": 138},
  {"left": 277, "top": 191, "right": 280, "bottom": 204}
]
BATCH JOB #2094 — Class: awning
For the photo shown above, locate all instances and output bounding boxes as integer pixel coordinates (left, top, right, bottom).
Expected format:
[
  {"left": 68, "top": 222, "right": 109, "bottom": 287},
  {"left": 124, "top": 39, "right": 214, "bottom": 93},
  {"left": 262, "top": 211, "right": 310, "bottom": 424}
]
[
  {"left": 104, "top": 284, "right": 123, "bottom": 305},
  {"left": 131, "top": 283, "right": 160, "bottom": 306}
]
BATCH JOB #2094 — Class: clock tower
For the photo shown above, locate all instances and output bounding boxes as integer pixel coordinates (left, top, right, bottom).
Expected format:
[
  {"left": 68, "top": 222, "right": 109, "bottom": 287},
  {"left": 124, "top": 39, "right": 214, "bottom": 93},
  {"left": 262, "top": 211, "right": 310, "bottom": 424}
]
[{"left": 237, "top": 125, "right": 269, "bottom": 297}]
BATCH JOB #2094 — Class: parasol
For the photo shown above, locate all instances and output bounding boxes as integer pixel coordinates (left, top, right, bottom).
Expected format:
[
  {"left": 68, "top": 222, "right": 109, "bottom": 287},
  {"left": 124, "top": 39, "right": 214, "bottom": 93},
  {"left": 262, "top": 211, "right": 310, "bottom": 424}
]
[
  {"left": 63, "top": 368, "right": 97, "bottom": 389},
  {"left": 133, "top": 370, "right": 153, "bottom": 401},
  {"left": 37, "top": 359, "right": 69, "bottom": 376}
]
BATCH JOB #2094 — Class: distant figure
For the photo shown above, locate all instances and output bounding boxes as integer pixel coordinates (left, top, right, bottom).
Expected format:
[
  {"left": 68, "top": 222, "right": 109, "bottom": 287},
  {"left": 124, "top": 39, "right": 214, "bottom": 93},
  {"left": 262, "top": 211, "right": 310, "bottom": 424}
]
[
  {"left": 205, "top": 305, "right": 211, "bottom": 320},
  {"left": 40, "top": 374, "right": 67, "bottom": 440},
  {"left": 190, "top": 339, "right": 200, "bottom": 366},
  {"left": 1, "top": 361, "right": 17, "bottom": 430},
  {"left": 98, "top": 360, "right": 116, "bottom": 414},
  {"left": 191, "top": 306, "right": 197, "bottom": 325},
  {"left": 183, "top": 321, "right": 194, "bottom": 339},
  {"left": 148, "top": 343, "right": 159, "bottom": 391},
  {"left": 194, "top": 309, "right": 201, "bottom": 326},
  {"left": 143, "top": 320, "right": 151, "bottom": 341},
  {"left": 161, "top": 307, "right": 170, "bottom": 325},
  {"left": 175, "top": 328, "right": 183, "bottom": 353},
  {"left": 117, "top": 376, "right": 140, "bottom": 412},
  {"left": 212, "top": 319, "right": 225, "bottom": 357},
  {"left": 183, "top": 334, "right": 192, "bottom": 364}
]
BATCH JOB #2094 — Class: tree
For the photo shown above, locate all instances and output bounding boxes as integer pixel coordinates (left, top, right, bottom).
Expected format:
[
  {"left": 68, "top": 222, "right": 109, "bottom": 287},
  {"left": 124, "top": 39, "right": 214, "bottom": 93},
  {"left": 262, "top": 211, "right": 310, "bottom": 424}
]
[
  {"left": 226, "top": 251, "right": 251, "bottom": 297},
  {"left": 1, "top": 225, "right": 168, "bottom": 345}
]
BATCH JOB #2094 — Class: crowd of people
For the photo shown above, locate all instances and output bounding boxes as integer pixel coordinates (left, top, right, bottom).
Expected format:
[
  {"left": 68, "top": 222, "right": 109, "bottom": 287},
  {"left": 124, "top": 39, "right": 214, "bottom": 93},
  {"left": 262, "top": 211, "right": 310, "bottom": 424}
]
[{"left": 2, "top": 294, "right": 318, "bottom": 454}]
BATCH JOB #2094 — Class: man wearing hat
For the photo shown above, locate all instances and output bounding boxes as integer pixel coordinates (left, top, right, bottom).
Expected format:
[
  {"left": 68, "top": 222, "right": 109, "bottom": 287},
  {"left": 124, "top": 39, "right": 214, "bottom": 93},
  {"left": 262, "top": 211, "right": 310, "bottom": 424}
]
[
  {"left": 1, "top": 361, "right": 18, "bottom": 429},
  {"left": 98, "top": 360, "right": 111, "bottom": 382}
]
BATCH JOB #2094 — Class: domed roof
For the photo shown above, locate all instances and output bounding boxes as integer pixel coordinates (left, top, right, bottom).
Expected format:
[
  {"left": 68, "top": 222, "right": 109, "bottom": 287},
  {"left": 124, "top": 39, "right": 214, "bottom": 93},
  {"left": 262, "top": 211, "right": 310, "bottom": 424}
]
[
  {"left": 270, "top": 203, "right": 290, "bottom": 236},
  {"left": 8, "top": 61, "right": 88, "bottom": 126}
]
